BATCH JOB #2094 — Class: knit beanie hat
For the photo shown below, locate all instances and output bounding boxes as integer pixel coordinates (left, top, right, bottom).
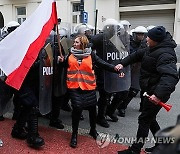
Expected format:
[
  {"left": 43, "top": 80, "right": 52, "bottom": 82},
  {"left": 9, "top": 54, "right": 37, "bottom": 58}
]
[{"left": 147, "top": 26, "right": 166, "bottom": 42}]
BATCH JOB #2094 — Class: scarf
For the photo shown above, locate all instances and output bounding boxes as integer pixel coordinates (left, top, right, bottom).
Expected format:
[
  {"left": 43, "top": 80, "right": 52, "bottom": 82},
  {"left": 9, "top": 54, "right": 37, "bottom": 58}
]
[{"left": 70, "top": 47, "right": 92, "bottom": 64}]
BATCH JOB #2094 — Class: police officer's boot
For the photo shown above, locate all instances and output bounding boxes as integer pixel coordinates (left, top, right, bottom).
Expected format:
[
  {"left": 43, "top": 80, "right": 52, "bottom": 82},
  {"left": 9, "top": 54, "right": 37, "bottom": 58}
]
[
  {"left": 11, "top": 106, "right": 28, "bottom": 140},
  {"left": 27, "top": 107, "right": 44, "bottom": 148},
  {"left": 106, "top": 95, "right": 121, "bottom": 122},
  {"left": 117, "top": 108, "right": 126, "bottom": 117},
  {"left": 97, "top": 102, "right": 109, "bottom": 128},
  {"left": 49, "top": 96, "right": 64, "bottom": 129}
]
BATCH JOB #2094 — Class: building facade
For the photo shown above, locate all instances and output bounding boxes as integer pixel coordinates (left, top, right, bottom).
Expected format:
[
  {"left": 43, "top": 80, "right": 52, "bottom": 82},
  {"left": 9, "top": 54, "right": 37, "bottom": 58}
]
[{"left": 0, "top": 0, "right": 180, "bottom": 44}]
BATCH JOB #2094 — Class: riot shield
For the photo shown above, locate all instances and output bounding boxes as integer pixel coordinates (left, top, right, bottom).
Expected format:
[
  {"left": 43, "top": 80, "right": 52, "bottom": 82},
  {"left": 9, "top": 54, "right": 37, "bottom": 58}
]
[
  {"left": 0, "top": 69, "right": 13, "bottom": 115},
  {"left": 39, "top": 43, "right": 53, "bottom": 115},
  {"left": 60, "top": 37, "right": 72, "bottom": 55},
  {"left": 103, "top": 26, "right": 131, "bottom": 93},
  {"left": 52, "top": 34, "right": 72, "bottom": 97}
]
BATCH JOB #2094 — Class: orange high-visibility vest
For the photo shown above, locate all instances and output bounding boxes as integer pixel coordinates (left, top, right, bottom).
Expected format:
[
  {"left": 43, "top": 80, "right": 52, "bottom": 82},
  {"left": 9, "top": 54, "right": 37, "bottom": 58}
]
[{"left": 67, "top": 54, "right": 96, "bottom": 90}]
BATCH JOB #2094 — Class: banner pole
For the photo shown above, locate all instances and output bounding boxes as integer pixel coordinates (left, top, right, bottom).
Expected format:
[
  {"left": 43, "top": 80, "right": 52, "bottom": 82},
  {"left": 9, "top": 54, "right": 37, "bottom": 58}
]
[{"left": 56, "top": 21, "right": 63, "bottom": 58}]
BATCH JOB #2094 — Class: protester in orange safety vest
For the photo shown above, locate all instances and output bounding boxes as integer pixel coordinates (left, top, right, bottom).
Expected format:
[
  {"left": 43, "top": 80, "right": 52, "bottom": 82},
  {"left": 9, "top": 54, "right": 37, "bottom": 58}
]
[{"left": 59, "top": 34, "right": 123, "bottom": 148}]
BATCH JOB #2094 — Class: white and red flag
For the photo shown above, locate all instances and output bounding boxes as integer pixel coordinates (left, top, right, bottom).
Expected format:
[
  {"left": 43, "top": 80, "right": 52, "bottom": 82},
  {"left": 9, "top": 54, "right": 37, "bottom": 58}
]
[{"left": 0, "top": 0, "right": 58, "bottom": 90}]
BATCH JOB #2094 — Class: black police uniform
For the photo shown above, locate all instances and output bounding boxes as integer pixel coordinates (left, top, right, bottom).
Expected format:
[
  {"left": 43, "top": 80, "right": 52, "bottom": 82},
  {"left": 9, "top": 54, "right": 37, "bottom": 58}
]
[
  {"left": 11, "top": 54, "right": 44, "bottom": 148},
  {"left": 91, "top": 33, "right": 122, "bottom": 127}
]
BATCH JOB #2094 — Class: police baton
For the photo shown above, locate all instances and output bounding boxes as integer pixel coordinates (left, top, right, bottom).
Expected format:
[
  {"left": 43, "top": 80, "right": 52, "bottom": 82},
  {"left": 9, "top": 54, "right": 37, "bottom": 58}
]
[{"left": 143, "top": 92, "right": 172, "bottom": 112}]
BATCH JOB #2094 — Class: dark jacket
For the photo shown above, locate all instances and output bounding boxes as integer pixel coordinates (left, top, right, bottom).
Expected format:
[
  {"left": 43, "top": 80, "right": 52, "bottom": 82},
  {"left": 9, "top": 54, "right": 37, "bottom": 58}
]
[
  {"left": 121, "top": 32, "right": 179, "bottom": 102},
  {"left": 64, "top": 50, "right": 116, "bottom": 109}
]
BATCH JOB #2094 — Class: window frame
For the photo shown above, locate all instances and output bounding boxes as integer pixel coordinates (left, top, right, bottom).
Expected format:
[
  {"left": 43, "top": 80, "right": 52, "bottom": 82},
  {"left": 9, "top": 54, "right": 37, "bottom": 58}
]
[{"left": 15, "top": 5, "right": 27, "bottom": 24}]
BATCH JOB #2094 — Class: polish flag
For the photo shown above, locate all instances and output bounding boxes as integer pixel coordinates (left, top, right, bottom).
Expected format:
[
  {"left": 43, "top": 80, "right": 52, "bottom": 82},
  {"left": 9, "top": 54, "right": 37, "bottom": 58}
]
[{"left": 0, "top": 0, "right": 58, "bottom": 90}]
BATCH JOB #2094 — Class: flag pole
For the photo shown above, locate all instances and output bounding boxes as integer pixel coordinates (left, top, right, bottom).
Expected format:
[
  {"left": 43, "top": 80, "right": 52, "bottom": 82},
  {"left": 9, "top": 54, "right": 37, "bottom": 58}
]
[
  {"left": 54, "top": 1, "right": 63, "bottom": 58},
  {"left": 56, "top": 21, "right": 63, "bottom": 58}
]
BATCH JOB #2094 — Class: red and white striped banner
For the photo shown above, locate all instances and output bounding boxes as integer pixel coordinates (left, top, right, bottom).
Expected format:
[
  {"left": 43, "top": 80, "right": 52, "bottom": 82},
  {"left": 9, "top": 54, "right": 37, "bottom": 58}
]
[{"left": 0, "top": 0, "right": 58, "bottom": 90}]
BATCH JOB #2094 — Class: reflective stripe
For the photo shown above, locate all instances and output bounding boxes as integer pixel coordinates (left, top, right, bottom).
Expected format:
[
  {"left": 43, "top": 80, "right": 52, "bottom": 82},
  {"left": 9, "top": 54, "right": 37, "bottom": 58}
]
[
  {"left": 67, "top": 77, "right": 96, "bottom": 84},
  {"left": 67, "top": 70, "right": 94, "bottom": 76}
]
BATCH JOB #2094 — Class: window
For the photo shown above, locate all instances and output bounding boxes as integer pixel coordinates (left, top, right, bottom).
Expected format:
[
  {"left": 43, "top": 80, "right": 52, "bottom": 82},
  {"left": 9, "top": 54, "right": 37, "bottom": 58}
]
[
  {"left": 72, "top": 15, "right": 78, "bottom": 24},
  {"left": 72, "top": 3, "right": 80, "bottom": 24},
  {"left": 73, "top": 3, "right": 80, "bottom": 12},
  {"left": 16, "top": 7, "right": 26, "bottom": 24}
]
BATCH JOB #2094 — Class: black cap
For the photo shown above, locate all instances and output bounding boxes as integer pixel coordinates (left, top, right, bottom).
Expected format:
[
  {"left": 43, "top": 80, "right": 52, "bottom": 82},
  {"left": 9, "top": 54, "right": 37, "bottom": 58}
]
[{"left": 147, "top": 26, "right": 166, "bottom": 42}]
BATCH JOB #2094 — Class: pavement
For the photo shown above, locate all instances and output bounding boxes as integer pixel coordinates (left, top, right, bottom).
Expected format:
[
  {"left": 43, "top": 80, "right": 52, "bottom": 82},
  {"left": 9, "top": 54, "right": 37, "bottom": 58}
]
[
  {"left": 0, "top": 118, "right": 134, "bottom": 154},
  {"left": 0, "top": 114, "right": 146, "bottom": 154}
]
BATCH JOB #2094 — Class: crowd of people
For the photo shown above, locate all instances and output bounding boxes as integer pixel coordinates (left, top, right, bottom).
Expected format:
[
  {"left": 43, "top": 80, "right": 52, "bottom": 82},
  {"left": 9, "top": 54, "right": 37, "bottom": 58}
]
[{"left": 0, "top": 18, "right": 179, "bottom": 154}]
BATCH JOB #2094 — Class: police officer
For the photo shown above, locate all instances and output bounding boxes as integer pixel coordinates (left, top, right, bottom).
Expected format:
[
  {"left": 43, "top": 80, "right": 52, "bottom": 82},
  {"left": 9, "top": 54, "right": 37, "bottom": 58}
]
[
  {"left": 117, "top": 26, "right": 148, "bottom": 117},
  {"left": 120, "top": 20, "right": 131, "bottom": 34},
  {"left": 105, "top": 22, "right": 130, "bottom": 123},
  {"left": 58, "top": 27, "right": 72, "bottom": 112},
  {"left": 11, "top": 55, "right": 45, "bottom": 148},
  {"left": 46, "top": 29, "right": 65, "bottom": 129},
  {"left": 91, "top": 18, "right": 121, "bottom": 128}
]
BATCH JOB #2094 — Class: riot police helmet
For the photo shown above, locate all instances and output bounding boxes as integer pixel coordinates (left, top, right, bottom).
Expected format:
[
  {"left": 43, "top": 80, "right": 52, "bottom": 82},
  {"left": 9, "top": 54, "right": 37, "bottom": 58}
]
[
  {"left": 133, "top": 26, "right": 147, "bottom": 33},
  {"left": 120, "top": 20, "right": 131, "bottom": 31},
  {"left": 117, "top": 22, "right": 125, "bottom": 36},
  {"left": 86, "top": 24, "right": 94, "bottom": 35},
  {"left": 59, "top": 27, "right": 68, "bottom": 37},
  {"left": 132, "top": 26, "right": 147, "bottom": 42},
  {"left": 103, "top": 18, "right": 119, "bottom": 38},
  {"left": 6, "top": 21, "right": 20, "bottom": 33},
  {"left": 74, "top": 23, "right": 89, "bottom": 34}
]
